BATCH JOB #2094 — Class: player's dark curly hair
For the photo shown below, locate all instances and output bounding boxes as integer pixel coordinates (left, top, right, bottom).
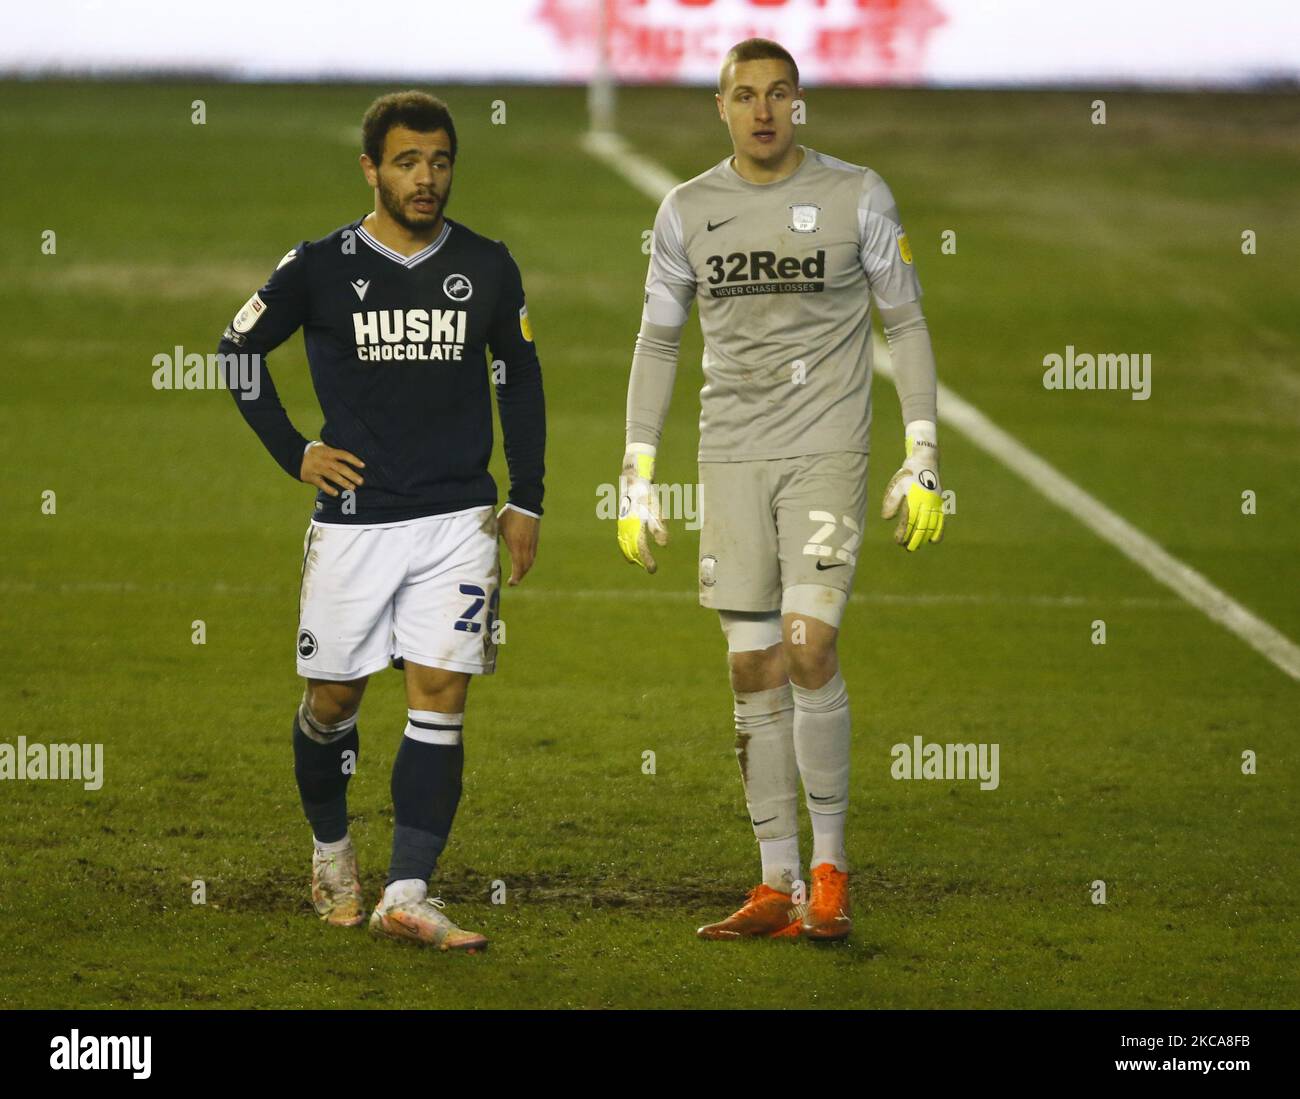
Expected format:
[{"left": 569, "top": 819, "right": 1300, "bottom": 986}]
[
  {"left": 718, "top": 38, "right": 799, "bottom": 93},
  {"left": 361, "top": 91, "right": 458, "bottom": 165}
]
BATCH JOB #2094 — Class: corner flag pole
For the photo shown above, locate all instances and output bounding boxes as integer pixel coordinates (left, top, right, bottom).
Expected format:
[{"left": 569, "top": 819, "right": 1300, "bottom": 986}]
[{"left": 587, "top": 0, "right": 616, "bottom": 135}]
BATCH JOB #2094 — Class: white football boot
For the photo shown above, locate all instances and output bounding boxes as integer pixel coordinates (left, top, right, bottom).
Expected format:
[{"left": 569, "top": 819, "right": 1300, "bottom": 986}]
[
  {"left": 369, "top": 893, "right": 488, "bottom": 953},
  {"left": 311, "top": 843, "right": 365, "bottom": 927}
]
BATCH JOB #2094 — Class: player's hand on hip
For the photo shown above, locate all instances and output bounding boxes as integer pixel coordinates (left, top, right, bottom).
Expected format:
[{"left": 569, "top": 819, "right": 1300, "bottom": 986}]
[
  {"left": 300, "top": 440, "right": 365, "bottom": 497},
  {"left": 617, "top": 444, "right": 668, "bottom": 574},
  {"left": 497, "top": 505, "right": 539, "bottom": 586},
  {"left": 881, "top": 421, "right": 946, "bottom": 552}
]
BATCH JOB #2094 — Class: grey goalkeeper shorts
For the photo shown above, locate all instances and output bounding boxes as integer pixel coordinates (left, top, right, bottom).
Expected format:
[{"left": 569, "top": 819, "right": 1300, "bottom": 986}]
[{"left": 697, "top": 451, "right": 868, "bottom": 614}]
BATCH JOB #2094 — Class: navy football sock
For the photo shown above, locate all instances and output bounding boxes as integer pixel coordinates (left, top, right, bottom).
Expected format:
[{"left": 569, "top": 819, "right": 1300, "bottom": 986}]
[
  {"left": 387, "top": 712, "right": 464, "bottom": 886},
  {"left": 292, "top": 706, "right": 359, "bottom": 845}
]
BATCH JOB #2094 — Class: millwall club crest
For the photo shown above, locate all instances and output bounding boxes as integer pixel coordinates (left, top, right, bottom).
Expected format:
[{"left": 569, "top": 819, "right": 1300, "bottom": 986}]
[
  {"left": 443, "top": 273, "right": 473, "bottom": 302},
  {"left": 788, "top": 203, "right": 820, "bottom": 233}
]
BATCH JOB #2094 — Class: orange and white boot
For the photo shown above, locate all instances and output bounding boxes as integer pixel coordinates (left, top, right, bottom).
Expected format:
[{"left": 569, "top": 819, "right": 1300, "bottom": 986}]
[
  {"left": 801, "top": 863, "right": 852, "bottom": 941},
  {"left": 369, "top": 890, "right": 488, "bottom": 953},
  {"left": 697, "top": 884, "right": 806, "bottom": 940},
  {"left": 311, "top": 842, "right": 365, "bottom": 928}
]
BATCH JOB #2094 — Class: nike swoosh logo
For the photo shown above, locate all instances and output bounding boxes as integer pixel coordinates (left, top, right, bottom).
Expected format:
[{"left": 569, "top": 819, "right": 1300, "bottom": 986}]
[
  {"left": 390, "top": 916, "right": 423, "bottom": 938},
  {"left": 808, "top": 793, "right": 836, "bottom": 801},
  {"left": 751, "top": 816, "right": 777, "bottom": 826},
  {"left": 815, "top": 561, "right": 846, "bottom": 571},
  {"left": 707, "top": 217, "right": 736, "bottom": 232}
]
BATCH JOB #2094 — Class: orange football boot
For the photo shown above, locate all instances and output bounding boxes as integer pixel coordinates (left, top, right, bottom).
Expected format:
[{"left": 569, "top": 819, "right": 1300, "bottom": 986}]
[
  {"left": 802, "top": 863, "right": 852, "bottom": 941},
  {"left": 697, "top": 884, "right": 805, "bottom": 940}
]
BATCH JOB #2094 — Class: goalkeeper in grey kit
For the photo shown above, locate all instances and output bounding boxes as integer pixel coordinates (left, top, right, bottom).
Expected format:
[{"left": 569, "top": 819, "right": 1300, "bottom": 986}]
[{"left": 617, "top": 39, "right": 946, "bottom": 941}]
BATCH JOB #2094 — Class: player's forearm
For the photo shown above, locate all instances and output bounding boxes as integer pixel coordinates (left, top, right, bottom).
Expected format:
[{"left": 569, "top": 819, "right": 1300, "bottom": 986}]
[
  {"left": 496, "top": 355, "right": 546, "bottom": 515},
  {"left": 219, "top": 338, "right": 310, "bottom": 478},
  {"left": 878, "top": 301, "right": 938, "bottom": 426},
  {"left": 626, "top": 320, "right": 682, "bottom": 448}
]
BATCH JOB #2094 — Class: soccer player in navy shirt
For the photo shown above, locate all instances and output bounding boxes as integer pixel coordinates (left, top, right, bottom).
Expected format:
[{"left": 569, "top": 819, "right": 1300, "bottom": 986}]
[{"left": 220, "top": 91, "right": 545, "bottom": 952}]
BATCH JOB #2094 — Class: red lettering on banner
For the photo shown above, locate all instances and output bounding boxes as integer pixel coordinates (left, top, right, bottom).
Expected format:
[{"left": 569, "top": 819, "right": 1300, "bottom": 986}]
[{"left": 537, "top": 0, "right": 946, "bottom": 84}]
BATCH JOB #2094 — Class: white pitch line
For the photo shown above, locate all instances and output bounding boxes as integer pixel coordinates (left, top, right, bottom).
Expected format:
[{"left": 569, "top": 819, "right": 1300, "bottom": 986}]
[
  {"left": 583, "top": 130, "right": 1300, "bottom": 682},
  {"left": 0, "top": 580, "right": 1179, "bottom": 610},
  {"left": 580, "top": 131, "right": 683, "bottom": 202},
  {"left": 510, "top": 589, "right": 1183, "bottom": 609}
]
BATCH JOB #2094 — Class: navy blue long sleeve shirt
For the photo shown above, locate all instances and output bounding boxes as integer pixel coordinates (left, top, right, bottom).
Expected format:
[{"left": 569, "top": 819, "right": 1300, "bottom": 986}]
[{"left": 219, "top": 216, "right": 546, "bottom": 523}]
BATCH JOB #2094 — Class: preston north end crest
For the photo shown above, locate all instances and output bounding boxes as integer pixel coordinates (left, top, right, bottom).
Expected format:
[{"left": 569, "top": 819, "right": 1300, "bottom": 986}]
[{"left": 788, "top": 203, "right": 820, "bottom": 233}]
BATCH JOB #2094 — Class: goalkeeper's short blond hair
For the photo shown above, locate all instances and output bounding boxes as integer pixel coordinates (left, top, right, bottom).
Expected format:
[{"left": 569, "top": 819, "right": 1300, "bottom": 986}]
[{"left": 718, "top": 39, "right": 799, "bottom": 94}]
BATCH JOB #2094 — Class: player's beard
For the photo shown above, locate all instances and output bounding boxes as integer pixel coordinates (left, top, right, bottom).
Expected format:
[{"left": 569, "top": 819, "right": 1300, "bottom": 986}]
[{"left": 378, "top": 174, "right": 451, "bottom": 232}]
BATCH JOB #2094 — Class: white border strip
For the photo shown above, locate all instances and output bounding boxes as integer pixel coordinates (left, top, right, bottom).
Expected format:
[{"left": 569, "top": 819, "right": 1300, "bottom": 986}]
[{"left": 584, "top": 130, "right": 1300, "bottom": 682}]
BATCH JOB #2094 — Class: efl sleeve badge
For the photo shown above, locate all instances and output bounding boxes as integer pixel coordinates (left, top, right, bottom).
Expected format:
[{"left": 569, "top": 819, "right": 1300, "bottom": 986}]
[{"left": 896, "top": 230, "right": 914, "bottom": 265}]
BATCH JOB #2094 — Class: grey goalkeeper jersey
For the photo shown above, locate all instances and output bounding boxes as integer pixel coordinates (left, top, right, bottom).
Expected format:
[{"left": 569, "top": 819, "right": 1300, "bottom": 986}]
[{"left": 643, "top": 146, "right": 922, "bottom": 461}]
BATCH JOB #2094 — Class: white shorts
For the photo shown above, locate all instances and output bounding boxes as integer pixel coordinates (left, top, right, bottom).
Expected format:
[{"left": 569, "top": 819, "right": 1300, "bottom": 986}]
[{"left": 295, "top": 506, "right": 500, "bottom": 681}]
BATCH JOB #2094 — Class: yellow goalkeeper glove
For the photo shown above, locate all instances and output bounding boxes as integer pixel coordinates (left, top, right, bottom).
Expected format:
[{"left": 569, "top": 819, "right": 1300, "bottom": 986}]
[
  {"left": 882, "top": 420, "right": 946, "bottom": 552},
  {"left": 617, "top": 444, "right": 668, "bottom": 572}
]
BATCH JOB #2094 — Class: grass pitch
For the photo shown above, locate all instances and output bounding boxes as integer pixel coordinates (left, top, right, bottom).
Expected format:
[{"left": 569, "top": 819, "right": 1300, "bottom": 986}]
[{"left": 0, "top": 82, "right": 1296, "bottom": 1009}]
